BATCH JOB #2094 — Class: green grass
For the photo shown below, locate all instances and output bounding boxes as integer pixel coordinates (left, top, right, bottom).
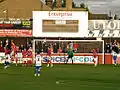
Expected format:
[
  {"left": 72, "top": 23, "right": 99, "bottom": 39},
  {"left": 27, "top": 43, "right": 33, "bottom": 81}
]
[{"left": 0, "top": 64, "right": 120, "bottom": 90}]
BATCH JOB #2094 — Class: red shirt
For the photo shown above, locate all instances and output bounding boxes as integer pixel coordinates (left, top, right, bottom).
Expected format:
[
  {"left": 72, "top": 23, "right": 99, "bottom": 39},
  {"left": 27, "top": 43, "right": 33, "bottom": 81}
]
[
  {"left": 11, "top": 43, "right": 16, "bottom": 51},
  {"left": 5, "top": 49, "right": 10, "bottom": 55},
  {"left": 58, "top": 49, "right": 62, "bottom": 53},
  {"left": 27, "top": 50, "right": 32, "bottom": 58},
  {"left": 74, "top": 43, "right": 78, "bottom": 49},
  {"left": 22, "top": 50, "right": 27, "bottom": 58},
  {"left": 0, "top": 46, "right": 4, "bottom": 52},
  {"left": 47, "top": 49, "right": 52, "bottom": 56},
  {"left": 93, "top": 50, "right": 97, "bottom": 58}
]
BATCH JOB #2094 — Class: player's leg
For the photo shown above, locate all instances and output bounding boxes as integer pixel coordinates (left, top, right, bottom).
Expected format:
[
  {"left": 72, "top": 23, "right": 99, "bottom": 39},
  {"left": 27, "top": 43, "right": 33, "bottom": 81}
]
[
  {"left": 94, "top": 57, "right": 98, "bottom": 67},
  {"left": 4, "top": 61, "right": 7, "bottom": 69},
  {"left": 47, "top": 57, "right": 50, "bottom": 67},
  {"left": 66, "top": 55, "right": 70, "bottom": 64},
  {"left": 11, "top": 55, "right": 14, "bottom": 64},
  {"left": 93, "top": 58, "right": 95, "bottom": 66},
  {"left": 29, "top": 58, "right": 33, "bottom": 67},
  {"left": 113, "top": 56, "right": 117, "bottom": 66},
  {"left": 49, "top": 57, "right": 53, "bottom": 67},
  {"left": 50, "top": 60, "right": 53, "bottom": 67},
  {"left": 4, "top": 61, "right": 10, "bottom": 69},
  {"left": 37, "top": 66, "right": 41, "bottom": 76},
  {"left": 26, "top": 58, "right": 29, "bottom": 67},
  {"left": 15, "top": 55, "right": 18, "bottom": 66},
  {"left": 70, "top": 56, "right": 74, "bottom": 64},
  {"left": 92, "top": 57, "right": 96, "bottom": 67},
  {"left": 34, "top": 66, "right": 37, "bottom": 76},
  {"left": 22, "top": 58, "right": 27, "bottom": 66},
  {"left": 47, "top": 60, "right": 49, "bottom": 67},
  {"left": 22, "top": 58, "right": 25, "bottom": 66}
]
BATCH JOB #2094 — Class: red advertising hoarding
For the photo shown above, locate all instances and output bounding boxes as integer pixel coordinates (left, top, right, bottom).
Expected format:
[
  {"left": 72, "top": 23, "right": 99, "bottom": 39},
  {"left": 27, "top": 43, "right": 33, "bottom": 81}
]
[{"left": 0, "top": 29, "right": 32, "bottom": 37}]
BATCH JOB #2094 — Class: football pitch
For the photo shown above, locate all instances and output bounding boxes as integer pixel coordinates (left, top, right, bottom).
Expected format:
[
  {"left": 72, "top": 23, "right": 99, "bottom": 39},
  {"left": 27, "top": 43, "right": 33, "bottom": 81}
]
[{"left": 0, "top": 64, "right": 120, "bottom": 90}]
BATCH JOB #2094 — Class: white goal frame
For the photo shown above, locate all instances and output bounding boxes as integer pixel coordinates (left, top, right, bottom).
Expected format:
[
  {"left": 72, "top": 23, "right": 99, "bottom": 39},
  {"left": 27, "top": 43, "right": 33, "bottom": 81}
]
[{"left": 33, "top": 39, "right": 104, "bottom": 64}]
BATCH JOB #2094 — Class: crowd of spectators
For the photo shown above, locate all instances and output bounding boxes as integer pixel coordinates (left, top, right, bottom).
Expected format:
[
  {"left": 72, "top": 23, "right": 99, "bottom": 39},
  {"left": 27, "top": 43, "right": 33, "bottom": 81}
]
[
  {"left": 36, "top": 41, "right": 102, "bottom": 53},
  {"left": 0, "top": 39, "right": 32, "bottom": 52},
  {"left": 0, "top": 39, "right": 119, "bottom": 54}
]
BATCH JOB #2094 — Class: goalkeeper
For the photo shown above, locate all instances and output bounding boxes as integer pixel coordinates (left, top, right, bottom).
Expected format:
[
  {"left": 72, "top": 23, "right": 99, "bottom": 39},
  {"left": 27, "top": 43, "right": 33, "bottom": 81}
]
[{"left": 66, "top": 49, "right": 74, "bottom": 64}]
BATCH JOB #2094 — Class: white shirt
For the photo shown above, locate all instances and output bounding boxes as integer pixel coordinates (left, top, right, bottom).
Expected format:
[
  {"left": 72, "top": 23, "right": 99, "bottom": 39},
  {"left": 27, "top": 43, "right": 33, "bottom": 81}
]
[
  {"left": 35, "top": 55, "right": 42, "bottom": 66},
  {"left": 112, "top": 51, "right": 117, "bottom": 56}
]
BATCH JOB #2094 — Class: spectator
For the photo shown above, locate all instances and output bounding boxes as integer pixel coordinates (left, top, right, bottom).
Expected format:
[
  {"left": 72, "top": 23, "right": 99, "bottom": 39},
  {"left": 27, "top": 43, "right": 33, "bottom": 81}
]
[
  {"left": 53, "top": 42, "right": 58, "bottom": 53},
  {"left": 112, "top": 43, "right": 119, "bottom": 54},
  {"left": 19, "top": 44, "right": 24, "bottom": 52},
  {"left": 97, "top": 48, "right": 100, "bottom": 53},
  {"left": 113, "top": 40, "right": 118, "bottom": 46},
  {"left": 73, "top": 42, "right": 78, "bottom": 53},
  {"left": 58, "top": 47, "right": 62, "bottom": 53},
  {"left": 0, "top": 44, "right": 4, "bottom": 52},
  {"left": 105, "top": 43, "right": 111, "bottom": 53}
]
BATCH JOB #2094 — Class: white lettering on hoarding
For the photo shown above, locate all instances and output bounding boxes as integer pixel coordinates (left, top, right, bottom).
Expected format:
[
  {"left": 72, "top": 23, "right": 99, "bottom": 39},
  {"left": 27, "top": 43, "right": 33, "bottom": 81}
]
[
  {"left": 93, "top": 21, "right": 120, "bottom": 30},
  {"left": 107, "top": 21, "right": 116, "bottom": 30},
  {"left": 0, "top": 20, "right": 21, "bottom": 24},
  {"left": 117, "top": 22, "right": 120, "bottom": 29},
  {"left": 48, "top": 11, "right": 72, "bottom": 17}
]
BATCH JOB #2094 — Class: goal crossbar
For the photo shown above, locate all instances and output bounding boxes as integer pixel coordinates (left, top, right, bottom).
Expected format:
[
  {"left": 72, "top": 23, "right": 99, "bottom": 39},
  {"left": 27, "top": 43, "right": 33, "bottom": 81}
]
[{"left": 33, "top": 39, "right": 104, "bottom": 42}]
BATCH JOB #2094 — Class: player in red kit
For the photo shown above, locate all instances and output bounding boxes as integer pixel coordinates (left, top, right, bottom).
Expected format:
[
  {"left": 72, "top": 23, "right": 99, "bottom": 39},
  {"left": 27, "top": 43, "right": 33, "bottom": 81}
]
[
  {"left": 11, "top": 41, "right": 16, "bottom": 55},
  {"left": 58, "top": 47, "right": 62, "bottom": 53},
  {"left": 73, "top": 42, "right": 78, "bottom": 53},
  {"left": 26, "top": 47, "right": 33, "bottom": 67},
  {"left": 11, "top": 41, "right": 17, "bottom": 63},
  {"left": 22, "top": 48, "right": 27, "bottom": 66},
  {"left": 92, "top": 49, "right": 98, "bottom": 67},
  {"left": 58, "top": 47, "right": 62, "bottom": 59},
  {"left": 14, "top": 46, "right": 18, "bottom": 66},
  {"left": 47, "top": 47, "right": 53, "bottom": 67}
]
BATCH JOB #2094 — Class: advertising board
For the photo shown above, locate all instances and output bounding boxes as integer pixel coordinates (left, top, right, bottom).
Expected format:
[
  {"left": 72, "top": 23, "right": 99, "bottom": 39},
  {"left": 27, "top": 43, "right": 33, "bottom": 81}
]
[
  {"left": 0, "top": 53, "right": 112, "bottom": 64},
  {"left": 0, "top": 29, "right": 32, "bottom": 37},
  {"left": 33, "top": 11, "right": 88, "bottom": 37},
  {"left": 0, "top": 20, "right": 32, "bottom": 29},
  {"left": 42, "top": 56, "right": 94, "bottom": 64},
  {"left": 88, "top": 20, "right": 120, "bottom": 37}
]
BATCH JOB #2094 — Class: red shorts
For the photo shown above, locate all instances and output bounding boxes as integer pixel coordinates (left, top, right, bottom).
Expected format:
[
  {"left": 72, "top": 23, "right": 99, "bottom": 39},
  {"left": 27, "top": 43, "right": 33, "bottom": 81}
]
[{"left": 26, "top": 58, "right": 33, "bottom": 64}]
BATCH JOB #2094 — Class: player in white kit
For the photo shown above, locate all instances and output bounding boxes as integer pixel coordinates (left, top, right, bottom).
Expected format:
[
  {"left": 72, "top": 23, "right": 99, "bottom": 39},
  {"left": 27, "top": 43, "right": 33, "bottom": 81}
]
[
  {"left": 34, "top": 52, "right": 42, "bottom": 76},
  {"left": 4, "top": 54, "right": 11, "bottom": 69}
]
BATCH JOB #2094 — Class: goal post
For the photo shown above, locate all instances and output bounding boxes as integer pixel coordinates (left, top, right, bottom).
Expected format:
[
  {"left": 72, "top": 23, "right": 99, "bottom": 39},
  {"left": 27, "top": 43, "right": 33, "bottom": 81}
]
[{"left": 33, "top": 39, "right": 104, "bottom": 64}]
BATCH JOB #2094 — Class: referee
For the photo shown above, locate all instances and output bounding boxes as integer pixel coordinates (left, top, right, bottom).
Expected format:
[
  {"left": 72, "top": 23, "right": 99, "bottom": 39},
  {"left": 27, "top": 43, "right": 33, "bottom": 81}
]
[{"left": 66, "top": 49, "right": 74, "bottom": 64}]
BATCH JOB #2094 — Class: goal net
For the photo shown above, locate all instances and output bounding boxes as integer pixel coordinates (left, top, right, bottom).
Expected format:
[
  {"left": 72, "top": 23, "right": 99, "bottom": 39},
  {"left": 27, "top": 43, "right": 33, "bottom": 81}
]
[{"left": 33, "top": 39, "right": 104, "bottom": 64}]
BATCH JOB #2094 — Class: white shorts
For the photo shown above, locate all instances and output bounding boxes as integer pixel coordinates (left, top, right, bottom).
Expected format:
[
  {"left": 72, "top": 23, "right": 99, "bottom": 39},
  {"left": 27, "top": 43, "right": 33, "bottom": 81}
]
[
  {"left": 26, "top": 58, "right": 32, "bottom": 61},
  {"left": 22, "top": 58, "right": 27, "bottom": 62},
  {"left": 11, "top": 51, "right": 14, "bottom": 56},
  {"left": 93, "top": 57, "right": 98, "bottom": 64}
]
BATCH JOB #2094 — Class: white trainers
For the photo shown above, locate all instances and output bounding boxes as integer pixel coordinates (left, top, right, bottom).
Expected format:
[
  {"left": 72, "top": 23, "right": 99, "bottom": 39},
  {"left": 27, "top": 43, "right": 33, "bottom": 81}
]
[
  {"left": 94, "top": 64, "right": 97, "bottom": 67},
  {"left": 34, "top": 74, "right": 37, "bottom": 76},
  {"left": 51, "top": 64, "right": 53, "bottom": 67},
  {"left": 47, "top": 64, "right": 49, "bottom": 67},
  {"left": 38, "top": 74, "right": 40, "bottom": 76},
  {"left": 4, "top": 66, "right": 8, "bottom": 69}
]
